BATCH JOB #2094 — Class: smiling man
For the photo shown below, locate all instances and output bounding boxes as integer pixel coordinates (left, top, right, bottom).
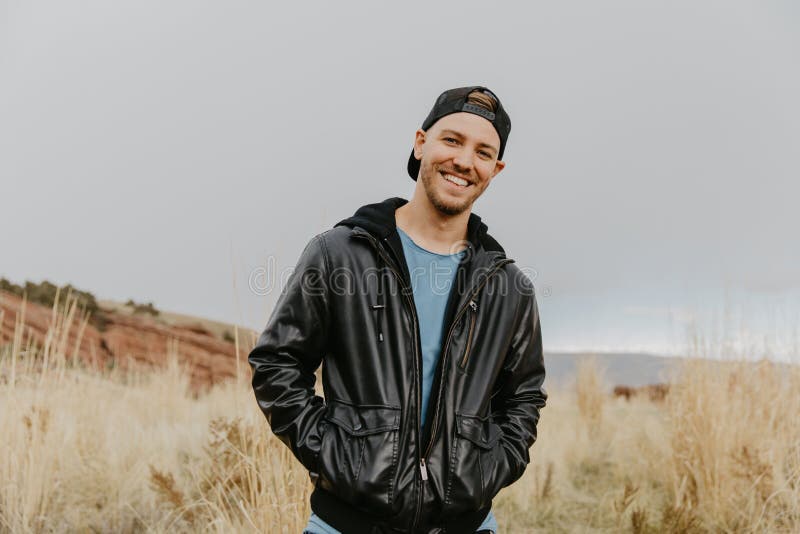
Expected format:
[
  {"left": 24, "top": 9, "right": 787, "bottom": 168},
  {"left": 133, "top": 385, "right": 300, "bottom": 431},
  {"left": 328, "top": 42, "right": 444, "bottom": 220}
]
[{"left": 249, "top": 86, "right": 547, "bottom": 533}]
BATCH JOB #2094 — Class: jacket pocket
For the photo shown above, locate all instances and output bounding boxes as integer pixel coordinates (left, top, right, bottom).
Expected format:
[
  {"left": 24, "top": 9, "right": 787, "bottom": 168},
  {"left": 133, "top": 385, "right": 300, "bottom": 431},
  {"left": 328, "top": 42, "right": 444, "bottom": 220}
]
[
  {"left": 316, "top": 400, "right": 401, "bottom": 513},
  {"left": 444, "top": 413, "right": 503, "bottom": 513}
]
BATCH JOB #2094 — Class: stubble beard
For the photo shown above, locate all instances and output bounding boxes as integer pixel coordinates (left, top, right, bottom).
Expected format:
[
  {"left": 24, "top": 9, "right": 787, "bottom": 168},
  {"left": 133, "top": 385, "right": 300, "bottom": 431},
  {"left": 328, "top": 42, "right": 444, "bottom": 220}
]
[{"left": 419, "top": 163, "right": 478, "bottom": 217}]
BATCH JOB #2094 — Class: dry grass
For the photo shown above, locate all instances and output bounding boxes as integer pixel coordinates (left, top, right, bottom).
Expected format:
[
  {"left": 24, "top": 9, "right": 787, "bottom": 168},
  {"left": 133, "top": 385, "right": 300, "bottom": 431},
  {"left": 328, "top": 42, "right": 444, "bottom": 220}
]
[{"left": 1, "top": 294, "right": 798, "bottom": 533}]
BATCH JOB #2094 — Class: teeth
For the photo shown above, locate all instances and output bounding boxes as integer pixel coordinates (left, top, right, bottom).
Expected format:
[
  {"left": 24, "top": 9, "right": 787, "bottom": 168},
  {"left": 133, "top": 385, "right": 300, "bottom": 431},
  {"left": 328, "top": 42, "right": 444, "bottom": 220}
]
[{"left": 443, "top": 173, "right": 468, "bottom": 187}]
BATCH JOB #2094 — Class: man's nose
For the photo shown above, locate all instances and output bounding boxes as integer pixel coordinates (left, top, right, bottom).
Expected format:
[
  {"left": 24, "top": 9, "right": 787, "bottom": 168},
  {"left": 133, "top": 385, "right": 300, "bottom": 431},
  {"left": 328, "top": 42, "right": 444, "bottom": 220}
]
[{"left": 452, "top": 147, "right": 473, "bottom": 173}]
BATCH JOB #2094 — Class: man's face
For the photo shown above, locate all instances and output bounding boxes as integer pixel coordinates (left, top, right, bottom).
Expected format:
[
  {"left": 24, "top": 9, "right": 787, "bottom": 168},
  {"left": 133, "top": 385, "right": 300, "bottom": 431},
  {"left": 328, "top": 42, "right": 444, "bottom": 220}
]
[{"left": 413, "top": 112, "right": 506, "bottom": 216}]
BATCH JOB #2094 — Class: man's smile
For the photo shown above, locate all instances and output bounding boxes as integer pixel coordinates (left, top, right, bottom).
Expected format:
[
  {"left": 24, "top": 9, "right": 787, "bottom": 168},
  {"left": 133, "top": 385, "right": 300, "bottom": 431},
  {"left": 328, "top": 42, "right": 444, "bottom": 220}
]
[{"left": 440, "top": 171, "right": 472, "bottom": 189}]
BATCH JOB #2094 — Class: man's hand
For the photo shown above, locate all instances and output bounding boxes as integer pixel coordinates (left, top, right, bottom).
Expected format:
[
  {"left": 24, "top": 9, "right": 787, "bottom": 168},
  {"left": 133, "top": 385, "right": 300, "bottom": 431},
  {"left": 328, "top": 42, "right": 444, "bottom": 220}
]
[
  {"left": 248, "top": 233, "right": 331, "bottom": 477},
  {"left": 488, "top": 272, "right": 547, "bottom": 494}
]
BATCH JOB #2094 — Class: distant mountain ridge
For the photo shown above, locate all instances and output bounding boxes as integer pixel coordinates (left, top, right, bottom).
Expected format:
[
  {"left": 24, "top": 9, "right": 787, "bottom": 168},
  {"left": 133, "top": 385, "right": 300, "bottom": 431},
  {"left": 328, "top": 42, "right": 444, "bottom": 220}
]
[{"left": 543, "top": 351, "right": 681, "bottom": 389}]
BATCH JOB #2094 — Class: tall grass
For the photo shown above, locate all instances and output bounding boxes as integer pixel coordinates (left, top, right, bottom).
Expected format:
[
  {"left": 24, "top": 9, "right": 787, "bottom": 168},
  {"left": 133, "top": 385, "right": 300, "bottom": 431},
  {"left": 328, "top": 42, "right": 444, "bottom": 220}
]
[
  {"left": 1, "top": 294, "right": 798, "bottom": 532},
  {"left": 667, "top": 358, "right": 800, "bottom": 531}
]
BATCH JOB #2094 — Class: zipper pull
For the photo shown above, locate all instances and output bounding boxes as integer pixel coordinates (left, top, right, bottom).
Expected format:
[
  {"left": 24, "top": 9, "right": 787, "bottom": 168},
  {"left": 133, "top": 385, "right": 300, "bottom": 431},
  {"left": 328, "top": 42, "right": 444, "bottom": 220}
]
[
  {"left": 469, "top": 300, "right": 478, "bottom": 312},
  {"left": 420, "top": 458, "right": 428, "bottom": 481}
]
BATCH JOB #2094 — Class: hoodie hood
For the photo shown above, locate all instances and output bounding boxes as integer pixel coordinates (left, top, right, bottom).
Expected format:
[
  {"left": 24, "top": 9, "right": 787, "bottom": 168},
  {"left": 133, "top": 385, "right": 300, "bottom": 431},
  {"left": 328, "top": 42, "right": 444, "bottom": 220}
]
[{"left": 333, "top": 197, "right": 505, "bottom": 254}]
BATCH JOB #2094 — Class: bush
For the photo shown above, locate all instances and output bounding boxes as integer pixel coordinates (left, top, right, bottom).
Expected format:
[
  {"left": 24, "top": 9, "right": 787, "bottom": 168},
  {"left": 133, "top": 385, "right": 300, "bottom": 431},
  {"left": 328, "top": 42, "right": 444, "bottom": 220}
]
[
  {"left": 1, "top": 277, "right": 106, "bottom": 330},
  {"left": 125, "top": 299, "right": 160, "bottom": 317}
]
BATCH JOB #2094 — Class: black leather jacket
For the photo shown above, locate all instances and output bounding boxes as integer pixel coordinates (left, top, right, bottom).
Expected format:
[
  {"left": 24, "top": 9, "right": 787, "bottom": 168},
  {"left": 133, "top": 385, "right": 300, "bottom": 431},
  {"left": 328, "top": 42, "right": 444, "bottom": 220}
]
[{"left": 248, "top": 197, "right": 547, "bottom": 533}]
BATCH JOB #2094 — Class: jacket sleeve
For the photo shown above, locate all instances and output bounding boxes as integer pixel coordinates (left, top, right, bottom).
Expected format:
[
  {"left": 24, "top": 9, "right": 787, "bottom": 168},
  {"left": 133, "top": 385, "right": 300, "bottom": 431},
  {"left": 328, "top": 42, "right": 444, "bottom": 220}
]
[
  {"left": 490, "top": 274, "right": 547, "bottom": 489},
  {"left": 248, "top": 233, "right": 331, "bottom": 477}
]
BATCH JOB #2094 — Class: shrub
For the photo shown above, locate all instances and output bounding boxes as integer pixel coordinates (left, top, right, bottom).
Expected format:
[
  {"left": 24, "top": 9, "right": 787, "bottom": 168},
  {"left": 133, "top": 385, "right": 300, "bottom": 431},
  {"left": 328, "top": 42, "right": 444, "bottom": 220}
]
[
  {"left": 125, "top": 299, "right": 160, "bottom": 317},
  {"left": 0, "top": 277, "right": 107, "bottom": 330}
]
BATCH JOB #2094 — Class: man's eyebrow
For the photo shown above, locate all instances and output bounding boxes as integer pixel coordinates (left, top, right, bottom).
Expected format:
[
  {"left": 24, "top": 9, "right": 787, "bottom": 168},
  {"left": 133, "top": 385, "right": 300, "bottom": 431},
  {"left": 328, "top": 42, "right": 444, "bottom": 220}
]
[{"left": 439, "top": 129, "right": 498, "bottom": 153}]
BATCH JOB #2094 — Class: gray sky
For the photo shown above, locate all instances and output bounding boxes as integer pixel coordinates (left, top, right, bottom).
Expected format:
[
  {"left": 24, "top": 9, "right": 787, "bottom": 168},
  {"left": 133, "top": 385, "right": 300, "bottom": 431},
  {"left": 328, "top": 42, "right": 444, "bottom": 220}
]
[{"left": 2, "top": 0, "right": 798, "bottom": 357}]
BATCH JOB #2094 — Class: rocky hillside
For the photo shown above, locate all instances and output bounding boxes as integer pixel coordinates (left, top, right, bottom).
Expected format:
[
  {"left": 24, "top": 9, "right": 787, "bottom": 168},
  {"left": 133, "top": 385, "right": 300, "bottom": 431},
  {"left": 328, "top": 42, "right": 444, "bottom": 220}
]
[{"left": 0, "top": 288, "right": 256, "bottom": 389}]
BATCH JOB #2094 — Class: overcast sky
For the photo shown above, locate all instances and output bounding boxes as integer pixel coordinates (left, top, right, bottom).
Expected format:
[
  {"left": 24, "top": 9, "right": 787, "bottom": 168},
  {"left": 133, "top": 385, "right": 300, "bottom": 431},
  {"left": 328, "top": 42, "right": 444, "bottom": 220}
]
[{"left": 2, "top": 0, "right": 798, "bottom": 358}]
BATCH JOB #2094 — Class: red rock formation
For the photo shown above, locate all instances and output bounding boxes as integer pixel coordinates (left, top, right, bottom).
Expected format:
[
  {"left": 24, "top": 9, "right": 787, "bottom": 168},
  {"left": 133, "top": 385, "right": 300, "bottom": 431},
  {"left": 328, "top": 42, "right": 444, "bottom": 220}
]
[{"left": 0, "top": 290, "right": 246, "bottom": 390}]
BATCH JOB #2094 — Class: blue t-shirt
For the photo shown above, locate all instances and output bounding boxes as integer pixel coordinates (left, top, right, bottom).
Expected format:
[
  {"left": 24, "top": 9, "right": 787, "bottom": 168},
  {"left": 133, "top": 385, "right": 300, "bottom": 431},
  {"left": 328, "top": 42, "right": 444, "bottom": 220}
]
[
  {"left": 398, "top": 226, "right": 466, "bottom": 429},
  {"left": 304, "top": 227, "right": 498, "bottom": 533}
]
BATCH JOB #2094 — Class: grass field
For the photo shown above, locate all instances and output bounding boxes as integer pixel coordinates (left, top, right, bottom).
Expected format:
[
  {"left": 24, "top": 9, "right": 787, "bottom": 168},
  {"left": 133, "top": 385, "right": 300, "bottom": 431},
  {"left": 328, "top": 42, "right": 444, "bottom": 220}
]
[{"left": 1, "top": 294, "right": 798, "bottom": 533}]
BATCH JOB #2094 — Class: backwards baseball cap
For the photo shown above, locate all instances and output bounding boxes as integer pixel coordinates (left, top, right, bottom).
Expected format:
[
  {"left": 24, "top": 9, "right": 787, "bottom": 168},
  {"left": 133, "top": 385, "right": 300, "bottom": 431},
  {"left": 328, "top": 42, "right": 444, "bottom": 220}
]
[{"left": 407, "top": 85, "right": 511, "bottom": 180}]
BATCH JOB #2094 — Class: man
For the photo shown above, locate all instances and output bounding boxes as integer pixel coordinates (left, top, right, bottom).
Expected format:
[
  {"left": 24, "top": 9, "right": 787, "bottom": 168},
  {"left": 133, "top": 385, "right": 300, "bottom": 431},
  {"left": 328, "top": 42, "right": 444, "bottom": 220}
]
[{"left": 249, "top": 86, "right": 547, "bottom": 533}]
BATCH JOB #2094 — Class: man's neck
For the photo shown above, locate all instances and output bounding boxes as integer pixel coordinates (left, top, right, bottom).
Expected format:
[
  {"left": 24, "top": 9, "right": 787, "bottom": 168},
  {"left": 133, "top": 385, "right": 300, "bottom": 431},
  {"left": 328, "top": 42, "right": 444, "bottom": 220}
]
[{"left": 394, "top": 194, "right": 471, "bottom": 255}]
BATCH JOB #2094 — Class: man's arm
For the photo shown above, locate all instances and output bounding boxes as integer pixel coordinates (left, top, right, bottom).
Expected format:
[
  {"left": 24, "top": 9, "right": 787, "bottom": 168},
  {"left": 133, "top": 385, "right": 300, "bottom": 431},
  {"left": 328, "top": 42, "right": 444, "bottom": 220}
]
[
  {"left": 248, "top": 233, "right": 331, "bottom": 476},
  {"left": 490, "top": 275, "right": 548, "bottom": 488}
]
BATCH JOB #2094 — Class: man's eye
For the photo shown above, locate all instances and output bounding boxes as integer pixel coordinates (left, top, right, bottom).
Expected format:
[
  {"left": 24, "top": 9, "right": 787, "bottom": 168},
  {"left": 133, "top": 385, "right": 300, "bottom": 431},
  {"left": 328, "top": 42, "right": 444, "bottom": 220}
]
[
  {"left": 444, "top": 137, "right": 458, "bottom": 144},
  {"left": 479, "top": 151, "right": 492, "bottom": 158}
]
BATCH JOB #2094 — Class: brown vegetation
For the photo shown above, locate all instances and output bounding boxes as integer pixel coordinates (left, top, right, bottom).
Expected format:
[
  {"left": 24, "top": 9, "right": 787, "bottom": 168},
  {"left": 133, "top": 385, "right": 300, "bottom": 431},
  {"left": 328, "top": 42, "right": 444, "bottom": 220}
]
[
  {"left": 1, "top": 293, "right": 798, "bottom": 532},
  {"left": 613, "top": 383, "right": 670, "bottom": 402}
]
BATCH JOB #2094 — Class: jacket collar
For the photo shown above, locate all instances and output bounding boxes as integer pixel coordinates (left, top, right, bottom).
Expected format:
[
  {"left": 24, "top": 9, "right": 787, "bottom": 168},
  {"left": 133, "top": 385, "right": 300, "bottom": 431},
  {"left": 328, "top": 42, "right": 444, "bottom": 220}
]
[
  {"left": 335, "top": 197, "right": 515, "bottom": 346},
  {"left": 333, "top": 197, "right": 506, "bottom": 256}
]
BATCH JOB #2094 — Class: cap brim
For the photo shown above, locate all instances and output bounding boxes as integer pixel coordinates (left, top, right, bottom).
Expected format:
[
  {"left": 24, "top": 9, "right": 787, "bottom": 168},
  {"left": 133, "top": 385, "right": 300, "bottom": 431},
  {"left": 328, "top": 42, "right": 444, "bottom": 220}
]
[{"left": 407, "top": 148, "right": 420, "bottom": 181}]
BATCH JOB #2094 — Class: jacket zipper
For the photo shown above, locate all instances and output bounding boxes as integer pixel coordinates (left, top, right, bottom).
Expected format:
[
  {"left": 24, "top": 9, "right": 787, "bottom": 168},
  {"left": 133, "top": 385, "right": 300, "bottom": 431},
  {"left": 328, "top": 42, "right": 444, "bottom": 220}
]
[
  {"left": 420, "top": 258, "right": 514, "bottom": 468},
  {"left": 459, "top": 300, "right": 478, "bottom": 370},
  {"left": 354, "top": 229, "right": 514, "bottom": 530},
  {"left": 352, "top": 231, "right": 427, "bottom": 528}
]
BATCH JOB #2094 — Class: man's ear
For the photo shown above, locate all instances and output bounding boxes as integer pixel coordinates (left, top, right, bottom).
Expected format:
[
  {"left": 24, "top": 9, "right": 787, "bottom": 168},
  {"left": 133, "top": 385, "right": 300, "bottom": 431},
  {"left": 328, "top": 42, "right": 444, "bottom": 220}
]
[
  {"left": 413, "top": 129, "right": 426, "bottom": 160},
  {"left": 490, "top": 159, "right": 506, "bottom": 179}
]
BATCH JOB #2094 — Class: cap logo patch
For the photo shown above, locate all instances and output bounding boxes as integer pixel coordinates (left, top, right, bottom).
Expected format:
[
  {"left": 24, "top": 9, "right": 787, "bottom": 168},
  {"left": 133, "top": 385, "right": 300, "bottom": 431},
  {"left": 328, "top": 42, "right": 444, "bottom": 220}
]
[{"left": 461, "top": 103, "right": 496, "bottom": 121}]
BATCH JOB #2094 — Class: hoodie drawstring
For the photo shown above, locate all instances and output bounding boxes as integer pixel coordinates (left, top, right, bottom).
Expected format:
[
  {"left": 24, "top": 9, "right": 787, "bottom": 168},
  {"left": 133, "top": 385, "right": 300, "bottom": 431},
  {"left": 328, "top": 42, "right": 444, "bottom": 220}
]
[{"left": 371, "top": 253, "right": 386, "bottom": 343}]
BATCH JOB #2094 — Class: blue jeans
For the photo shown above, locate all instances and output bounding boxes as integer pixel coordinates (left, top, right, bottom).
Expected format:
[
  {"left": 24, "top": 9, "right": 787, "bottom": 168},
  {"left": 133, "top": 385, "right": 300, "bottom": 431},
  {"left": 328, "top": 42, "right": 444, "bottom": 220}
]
[{"left": 303, "top": 509, "right": 498, "bottom": 533}]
